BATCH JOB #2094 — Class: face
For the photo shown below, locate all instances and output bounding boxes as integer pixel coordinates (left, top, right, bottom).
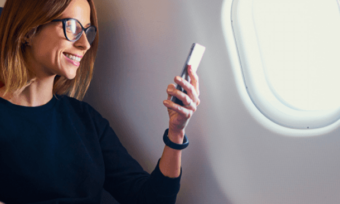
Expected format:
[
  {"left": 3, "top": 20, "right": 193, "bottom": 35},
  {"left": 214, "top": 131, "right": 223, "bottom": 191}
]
[{"left": 26, "top": 0, "right": 91, "bottom": 80}]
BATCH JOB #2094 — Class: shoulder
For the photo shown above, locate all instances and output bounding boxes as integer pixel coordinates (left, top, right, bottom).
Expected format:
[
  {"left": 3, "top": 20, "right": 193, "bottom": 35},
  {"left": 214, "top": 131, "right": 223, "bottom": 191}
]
[
  {"left": 55, "top": 94, "right": 101, "bottom": 118},
  {"left": 55, "top": 95, "right": 110, "bottom": 133},
  {"left": 56, "top": 94, "right": 91, "bottom": 108}
]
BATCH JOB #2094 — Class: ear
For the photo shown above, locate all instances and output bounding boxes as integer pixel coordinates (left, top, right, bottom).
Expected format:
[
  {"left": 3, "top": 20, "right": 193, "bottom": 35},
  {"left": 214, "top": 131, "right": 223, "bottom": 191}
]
[{"left": 23, "top": 28, "right": 38, "bottom": 46}]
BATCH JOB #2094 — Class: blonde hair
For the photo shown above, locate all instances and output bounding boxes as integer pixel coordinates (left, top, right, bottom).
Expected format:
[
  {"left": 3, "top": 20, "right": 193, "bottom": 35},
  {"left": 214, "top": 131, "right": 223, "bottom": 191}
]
[{"left": 0, "top": 0, "right": 99, "bottom": 100}]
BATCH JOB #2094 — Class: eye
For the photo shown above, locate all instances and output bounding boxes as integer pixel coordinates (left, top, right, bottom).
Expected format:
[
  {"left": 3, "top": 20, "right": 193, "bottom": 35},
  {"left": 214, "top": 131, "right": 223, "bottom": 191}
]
[{"left": 65, "top": 20, "right": 78, "bottom": 33}]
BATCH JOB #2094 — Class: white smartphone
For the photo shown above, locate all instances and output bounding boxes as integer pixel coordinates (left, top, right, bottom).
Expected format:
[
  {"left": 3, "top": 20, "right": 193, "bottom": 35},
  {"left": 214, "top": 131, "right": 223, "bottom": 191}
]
[{"left": 171, "top": 43, "right": 206, "bottom": 106}]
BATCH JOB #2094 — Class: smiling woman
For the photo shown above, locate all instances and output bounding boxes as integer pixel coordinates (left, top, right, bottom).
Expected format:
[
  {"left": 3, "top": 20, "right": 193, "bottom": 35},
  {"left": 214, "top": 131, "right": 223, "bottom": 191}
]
[
  {"left": 0, "top": 0, "right": 98, "bottom": 100},
  {"left": 0, "top": 0, "right": 201, "bottom": 203}
]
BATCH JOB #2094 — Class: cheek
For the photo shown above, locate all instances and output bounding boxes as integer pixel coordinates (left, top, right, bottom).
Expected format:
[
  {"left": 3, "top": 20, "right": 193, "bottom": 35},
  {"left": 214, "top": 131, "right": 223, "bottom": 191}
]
[
  {"left": 31, "top": 29, "right": 66, "bottom": 67},
  {"left": 32, "top": 40, "right": 65, "bottom": 68}
]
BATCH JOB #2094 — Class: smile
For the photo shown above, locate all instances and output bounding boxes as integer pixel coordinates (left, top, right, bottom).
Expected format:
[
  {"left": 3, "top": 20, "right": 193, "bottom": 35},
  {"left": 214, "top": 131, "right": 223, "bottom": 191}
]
[
  {"left": 64, "top": 53, "right": 81, "bottom": 62},
  {"left": 63, "top": 53, "right": 81, "bottom": 66}
]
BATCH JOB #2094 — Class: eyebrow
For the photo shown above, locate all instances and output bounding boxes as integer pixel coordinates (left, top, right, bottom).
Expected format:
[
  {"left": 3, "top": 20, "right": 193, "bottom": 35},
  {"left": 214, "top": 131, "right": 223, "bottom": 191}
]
[{"left": 60, "top": 17, "right": 91, "bottom": 27}]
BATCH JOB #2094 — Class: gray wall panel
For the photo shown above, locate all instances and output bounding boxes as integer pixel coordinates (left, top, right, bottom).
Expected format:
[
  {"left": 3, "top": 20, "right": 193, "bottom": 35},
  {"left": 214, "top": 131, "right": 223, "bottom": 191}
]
[{"left": 85, "top": 0, "right": 340, "bottom": 203}]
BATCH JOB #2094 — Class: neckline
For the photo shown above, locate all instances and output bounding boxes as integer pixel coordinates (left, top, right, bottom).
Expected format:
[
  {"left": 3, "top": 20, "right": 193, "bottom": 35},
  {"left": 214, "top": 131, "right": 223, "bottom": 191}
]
[{"left": 0, "top": 95, "right": 57, "bottom": 113}]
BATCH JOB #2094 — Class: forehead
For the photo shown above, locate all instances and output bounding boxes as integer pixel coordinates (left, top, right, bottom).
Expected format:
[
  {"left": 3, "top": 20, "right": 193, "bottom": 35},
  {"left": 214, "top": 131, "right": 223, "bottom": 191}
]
[{"left": 60, "top": 0, "right": 91, "bottom": 26}]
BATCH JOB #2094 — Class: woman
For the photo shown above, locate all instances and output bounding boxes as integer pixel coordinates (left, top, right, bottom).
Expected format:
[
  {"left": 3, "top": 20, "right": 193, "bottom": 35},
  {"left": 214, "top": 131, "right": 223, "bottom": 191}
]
[{"left": 0, "top": 0, "right": 200, "bottom": 204}]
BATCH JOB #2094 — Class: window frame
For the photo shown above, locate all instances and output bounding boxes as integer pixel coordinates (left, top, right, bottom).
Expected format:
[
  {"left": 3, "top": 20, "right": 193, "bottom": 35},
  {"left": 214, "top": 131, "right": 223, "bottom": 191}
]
[{"left": 221, "top": 0, "right": 340, "bottom": 133}]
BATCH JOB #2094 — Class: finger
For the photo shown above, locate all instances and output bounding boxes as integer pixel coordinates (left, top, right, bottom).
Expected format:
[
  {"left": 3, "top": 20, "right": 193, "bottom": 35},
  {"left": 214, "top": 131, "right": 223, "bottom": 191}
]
[
  {"left": 174, "top": 76, "right": 199, "bottom": 106},
  {"left": 166, "top": 86, "right": 197, "bottom": 112},
  {"left": 163, "top": 100, "right": 194, "bottom": 119},
  {"left": 166, "top": 84, "right": 176, "bottom": 100},
  {"left": 187, "top": 66, "right": 201, "bottom": 106},
  {"left": 187, "top": 65, "right": 200, "bottom": 96}
]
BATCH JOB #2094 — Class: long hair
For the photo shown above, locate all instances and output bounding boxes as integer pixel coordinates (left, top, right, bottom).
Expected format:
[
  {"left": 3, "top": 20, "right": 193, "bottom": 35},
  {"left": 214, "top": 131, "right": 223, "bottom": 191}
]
[{"left": 0, "top": 0, "right": 99, "bottom": 100}]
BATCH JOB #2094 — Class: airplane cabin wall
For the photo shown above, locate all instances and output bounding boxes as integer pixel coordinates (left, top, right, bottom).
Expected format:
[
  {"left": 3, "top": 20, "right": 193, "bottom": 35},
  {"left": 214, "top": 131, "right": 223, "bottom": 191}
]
[{"left": 86, "top": 1, "right": 340, "bottom": 203}]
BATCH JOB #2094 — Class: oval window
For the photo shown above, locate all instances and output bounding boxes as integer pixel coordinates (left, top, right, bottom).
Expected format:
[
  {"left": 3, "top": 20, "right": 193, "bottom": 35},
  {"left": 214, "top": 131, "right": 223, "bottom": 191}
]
[{"left": 223, "top": 0, "right": 340, "bottom": 129}]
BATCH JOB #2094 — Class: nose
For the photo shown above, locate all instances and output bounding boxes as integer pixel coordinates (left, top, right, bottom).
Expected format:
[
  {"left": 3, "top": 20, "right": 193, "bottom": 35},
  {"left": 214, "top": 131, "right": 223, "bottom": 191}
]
[{"left": 74, "top": 31, "right": 91, "bottom": 51}]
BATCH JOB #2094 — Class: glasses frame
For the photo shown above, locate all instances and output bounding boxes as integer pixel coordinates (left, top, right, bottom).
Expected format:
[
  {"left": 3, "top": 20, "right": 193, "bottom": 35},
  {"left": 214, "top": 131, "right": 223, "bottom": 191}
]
[{"left": 51, "top": 18, "right": 97, "bottom": 44}]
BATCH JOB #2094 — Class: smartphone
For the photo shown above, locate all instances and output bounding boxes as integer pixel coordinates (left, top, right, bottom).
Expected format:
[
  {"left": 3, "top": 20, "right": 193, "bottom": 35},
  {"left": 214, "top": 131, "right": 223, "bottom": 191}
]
[{"left": 171, "top": 43, "right": 206, "bottom": 106}]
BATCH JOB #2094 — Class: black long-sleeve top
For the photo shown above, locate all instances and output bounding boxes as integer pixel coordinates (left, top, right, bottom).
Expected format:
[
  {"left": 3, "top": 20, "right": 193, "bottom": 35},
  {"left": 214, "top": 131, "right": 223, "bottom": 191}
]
[{"left": 0, "top": 95, "right": 181, "bottom": 204}]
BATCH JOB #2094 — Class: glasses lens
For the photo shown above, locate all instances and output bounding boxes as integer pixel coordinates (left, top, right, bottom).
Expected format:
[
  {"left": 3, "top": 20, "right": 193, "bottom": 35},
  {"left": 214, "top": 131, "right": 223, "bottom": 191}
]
[
  {"left": 65, "top": 19, "right": 96, "bottom": 44},
  {"left": 65, "top": 19, "right": 83, "bottom": 41},
  {"left": 85, "top": 27, "right": 96, "bottom": 44}
]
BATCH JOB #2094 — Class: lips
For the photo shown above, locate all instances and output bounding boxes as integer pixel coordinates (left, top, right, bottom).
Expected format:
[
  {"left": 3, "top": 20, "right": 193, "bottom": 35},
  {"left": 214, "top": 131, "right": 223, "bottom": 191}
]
[{"left": 63, "top": 53, "right": 80, "bottom": 66}]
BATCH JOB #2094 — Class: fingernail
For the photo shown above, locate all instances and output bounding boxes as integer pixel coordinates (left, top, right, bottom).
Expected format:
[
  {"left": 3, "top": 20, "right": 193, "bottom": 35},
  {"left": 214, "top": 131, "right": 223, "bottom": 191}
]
[
  {"left": 167, "top": 87, "right": 173, "bottom": 92},
  {"left": 188, "top": 65, "right": 192, "bottom": 72},
  {"left": 176, "top": 76, "right": 181, "bottom": 81},
  {"left": 163, "top": 100, "right": 169, "bottom": 105}
]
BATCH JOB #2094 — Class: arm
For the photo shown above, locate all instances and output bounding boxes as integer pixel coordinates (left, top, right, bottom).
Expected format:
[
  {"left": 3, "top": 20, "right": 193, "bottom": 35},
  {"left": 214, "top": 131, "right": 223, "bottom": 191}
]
[
  {"left": 97, "top": 65, "right": 200, "bottom": 203},
  {"left": 96, "top": 115, "right": 181, "bottom": 204},
  {"left": 160, "top": 65, "right": 201, "bottom": 178}
]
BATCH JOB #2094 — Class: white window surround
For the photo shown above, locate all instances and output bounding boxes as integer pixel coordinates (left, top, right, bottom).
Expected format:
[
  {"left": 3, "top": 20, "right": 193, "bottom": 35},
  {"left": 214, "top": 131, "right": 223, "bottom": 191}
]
[{"left": 221, "top": 0, "right": 340, "bottom": 135}]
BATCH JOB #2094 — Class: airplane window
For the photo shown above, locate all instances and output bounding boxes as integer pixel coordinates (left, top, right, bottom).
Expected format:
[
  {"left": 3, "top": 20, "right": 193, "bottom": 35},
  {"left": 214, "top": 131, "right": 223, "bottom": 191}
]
[
  {"left": 254, "top": 0, "right": 340, "bottom": 111},
  {"left": 223, "top": 0, "right": 340, "bottom": 129}
]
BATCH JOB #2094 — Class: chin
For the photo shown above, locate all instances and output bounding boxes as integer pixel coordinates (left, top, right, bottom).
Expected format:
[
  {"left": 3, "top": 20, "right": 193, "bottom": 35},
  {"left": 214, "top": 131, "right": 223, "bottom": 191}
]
[
  {"left": 59, "top": 67, "right": 79, "bottom": 80},
  {"left": 65, "top": 73, "right": 77, "bottom": 80},
  {"left": 58, "top": 71, "right": 77, "bottom": 80},
  {"left": 59, "top": 61, "right": 80, "bottom": 80}
]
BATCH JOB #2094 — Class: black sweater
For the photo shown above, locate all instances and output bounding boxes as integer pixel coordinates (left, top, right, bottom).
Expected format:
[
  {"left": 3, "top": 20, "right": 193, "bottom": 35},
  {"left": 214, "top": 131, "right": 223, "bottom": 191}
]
[{"left": 0, "top": 95, "right": 180, "bottom": 204}]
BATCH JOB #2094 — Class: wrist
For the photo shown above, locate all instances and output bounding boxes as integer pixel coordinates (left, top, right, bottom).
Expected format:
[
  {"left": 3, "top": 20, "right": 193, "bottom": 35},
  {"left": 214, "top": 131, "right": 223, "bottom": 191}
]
[
  {"left": 168, "top": 128, "right": 185, "bottom": 144},
  {"left": 163, "top": 128, "right": 189, "bottom": 150}
]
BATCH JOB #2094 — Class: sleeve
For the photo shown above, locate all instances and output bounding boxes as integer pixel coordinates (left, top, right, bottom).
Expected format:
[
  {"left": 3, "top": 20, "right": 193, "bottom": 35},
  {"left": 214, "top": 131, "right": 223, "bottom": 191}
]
[{"left": 92, "top": 110, "right": 181, "bottom": 204}]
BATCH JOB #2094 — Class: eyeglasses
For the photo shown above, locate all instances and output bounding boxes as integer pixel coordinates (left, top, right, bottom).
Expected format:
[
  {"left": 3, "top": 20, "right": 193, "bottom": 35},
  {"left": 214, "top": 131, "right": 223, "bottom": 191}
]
[{"left": 51, "top": 18, "right": 97, "bottom": 45}]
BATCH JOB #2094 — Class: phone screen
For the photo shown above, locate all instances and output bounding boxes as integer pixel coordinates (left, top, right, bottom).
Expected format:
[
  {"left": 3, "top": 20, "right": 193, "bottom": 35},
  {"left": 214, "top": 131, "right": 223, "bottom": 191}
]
[{"left": 171, "top": 43, "right": 206, "bottom": 106}]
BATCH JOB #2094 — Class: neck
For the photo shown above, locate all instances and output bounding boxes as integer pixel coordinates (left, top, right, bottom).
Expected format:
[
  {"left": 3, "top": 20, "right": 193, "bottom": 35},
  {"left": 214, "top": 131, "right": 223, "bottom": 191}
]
[{"left": 0, "top": 76, "right": 55, "bottom": 107}]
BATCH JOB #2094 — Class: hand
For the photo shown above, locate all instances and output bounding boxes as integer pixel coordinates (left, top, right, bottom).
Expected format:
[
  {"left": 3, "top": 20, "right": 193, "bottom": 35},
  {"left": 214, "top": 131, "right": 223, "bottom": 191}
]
[{"left": 163, "top": 65, "right": 200, "bottom": 137}]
